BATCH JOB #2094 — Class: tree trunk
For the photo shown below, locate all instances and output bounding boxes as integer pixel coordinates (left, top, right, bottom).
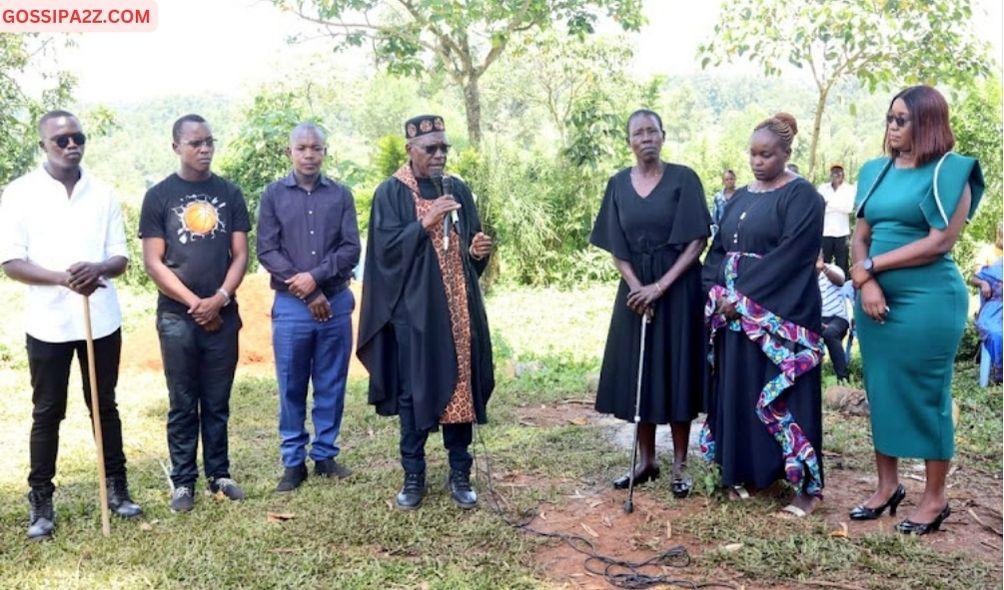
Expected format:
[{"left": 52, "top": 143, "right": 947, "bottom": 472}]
[
  {"left": 462, "top": 73, "right": 483, "bottom": 148},
  {"left": 808, "top": 87, "right": 829, "bottom": 180}
]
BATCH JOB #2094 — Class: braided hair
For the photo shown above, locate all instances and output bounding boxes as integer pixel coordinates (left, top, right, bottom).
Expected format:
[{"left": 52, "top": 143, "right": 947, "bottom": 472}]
[{"left": 754, "top": 112, "right": 798, "bottom": 152}]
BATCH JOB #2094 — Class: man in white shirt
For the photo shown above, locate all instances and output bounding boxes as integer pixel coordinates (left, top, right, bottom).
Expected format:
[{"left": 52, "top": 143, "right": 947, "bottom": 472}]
[
  {"left": 0, "top": 110, "right": 142, "bottom": 541},
  {"left": 816, "top": 164, "right": 855, "bottom": 274}
]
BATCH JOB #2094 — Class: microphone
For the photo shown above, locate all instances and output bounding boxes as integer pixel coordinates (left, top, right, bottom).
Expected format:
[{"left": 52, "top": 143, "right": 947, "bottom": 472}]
[{"left": 430, "top": 172, "right": 455, "bottom": 252}]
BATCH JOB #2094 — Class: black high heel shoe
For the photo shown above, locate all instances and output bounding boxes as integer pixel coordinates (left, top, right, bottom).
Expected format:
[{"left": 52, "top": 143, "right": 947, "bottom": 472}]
[
  {"left": 896, "top": 504, "right": 951, "bottom": 535},
  {"left": 613, "top": 466, "right": 660, "bottom": 490},
  {"left": 849, "top": 484, "right": 906, "bottom": 520}
]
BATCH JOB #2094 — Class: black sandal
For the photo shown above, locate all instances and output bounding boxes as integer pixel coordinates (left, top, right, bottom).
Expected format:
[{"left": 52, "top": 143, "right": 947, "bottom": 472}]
[
  {"left": 671, "top": 475, "right": 692, "bottom": 498},
  {"left": 613, "top": 466, "right": 660, "bottom": 490}
]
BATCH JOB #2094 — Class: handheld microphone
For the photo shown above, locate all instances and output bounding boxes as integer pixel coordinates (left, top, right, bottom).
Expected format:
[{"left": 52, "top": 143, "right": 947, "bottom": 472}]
[{"left": 430, "top": 172, "right": 455, "bottom": 252}]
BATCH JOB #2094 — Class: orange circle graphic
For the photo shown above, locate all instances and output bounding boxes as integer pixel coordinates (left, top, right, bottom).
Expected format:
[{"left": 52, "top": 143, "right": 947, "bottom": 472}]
[{"left": 183, "top": 202, "right": 218, "bottom": 235}]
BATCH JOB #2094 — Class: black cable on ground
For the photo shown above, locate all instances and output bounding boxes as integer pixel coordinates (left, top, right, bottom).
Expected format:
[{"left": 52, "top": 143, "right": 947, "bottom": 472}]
[{"left": 471, "top": 425, "right": 738, "bottom": 590}]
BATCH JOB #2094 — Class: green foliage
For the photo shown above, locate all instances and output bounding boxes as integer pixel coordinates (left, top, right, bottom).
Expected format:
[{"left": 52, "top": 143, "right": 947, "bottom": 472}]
[
  {"left": 698, "top": 0, "right": 993, "bottom": 177},
  {"left": 275, "top": 0, "right": 644, "bottom": 145},
  {"left": 119, "top": 202, "right": 152, "bottom": 289},
  {"left": 0, "top": 34, "right": 74, "bottom": 187},
  {"left": 372, "top": 134, "right": 407, "bottom": 179},
  {"left": 951, "top": 76, "right": 1003, "bottom": 246}
]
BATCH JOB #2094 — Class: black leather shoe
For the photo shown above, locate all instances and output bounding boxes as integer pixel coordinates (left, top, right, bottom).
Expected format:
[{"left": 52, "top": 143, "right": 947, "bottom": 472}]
[
  {"left": 315, "top": 458, "right": 352, "bottom": 479},
  {"left": 276, "top": 464, "right": 308, "bottom": 493},
  {"left": 395, "top": 472, "right": 426, "bottom": 510},
  {"left": 27, "top": 489, "right": 55, "bottom": 541},
  {"left": 107, "top": 477, "right": 143, "bottom": 518},
  {"left": 447, "top": 470, "right": 477, "bottom": 509},
  {"left": 897, "top": 504, "right": 951, "bottom": 535},
  {"left": 849, "top": 484, "right": 906, "bottom": 520},
  {"left": 613, "top": 466, "right": 660, "bottom": 490}
]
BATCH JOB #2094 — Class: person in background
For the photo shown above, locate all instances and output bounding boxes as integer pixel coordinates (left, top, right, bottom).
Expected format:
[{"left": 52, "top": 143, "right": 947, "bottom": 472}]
[
  {"left": 817, "top": 252, "right": 850, "bottom": 381},
  {"left": 710, "top": 169, "right": 737, "bottom": 241},
  {"left": 818, "top": 164, "right": 856, "bottom": 274}
]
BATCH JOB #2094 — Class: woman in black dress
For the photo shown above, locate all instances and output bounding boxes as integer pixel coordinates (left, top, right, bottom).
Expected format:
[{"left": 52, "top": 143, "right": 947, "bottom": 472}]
[
  {"left": 590, "top": 109, "right": 711, "bottom": 498},
  {"left": 702, "top": 113, "right": 825, "bottom": 516}
]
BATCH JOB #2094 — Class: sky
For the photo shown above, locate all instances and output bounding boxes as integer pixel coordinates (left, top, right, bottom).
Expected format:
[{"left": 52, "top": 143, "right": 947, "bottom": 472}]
[{"left": 56, "top": 0, "right": 1004, "bottom": 104}]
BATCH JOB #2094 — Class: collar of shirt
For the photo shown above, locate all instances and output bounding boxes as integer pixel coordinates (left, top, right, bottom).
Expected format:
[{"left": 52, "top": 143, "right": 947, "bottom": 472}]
[{"left": 281, "top": 171, "right": 332, "bottom": 191}]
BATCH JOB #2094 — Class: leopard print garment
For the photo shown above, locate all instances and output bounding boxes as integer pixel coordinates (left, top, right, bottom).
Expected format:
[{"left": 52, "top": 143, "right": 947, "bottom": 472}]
[{"left": 393, "top": 164, "right": 475, "bottom": 424}]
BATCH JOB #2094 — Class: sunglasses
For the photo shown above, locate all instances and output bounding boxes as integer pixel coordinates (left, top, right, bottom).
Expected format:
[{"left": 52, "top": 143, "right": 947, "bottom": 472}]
[
  {"left": 421, "top": 143, "right": 450, "bottom": 156},
  {"left": 52, "top": 132, "right": 86, "bottom": 149},
  {"left": 183, "top": 137, "right": 215, "bottom": 149},
  {"left": 885, "top": 114, "right": 911, "bottom": 128}
]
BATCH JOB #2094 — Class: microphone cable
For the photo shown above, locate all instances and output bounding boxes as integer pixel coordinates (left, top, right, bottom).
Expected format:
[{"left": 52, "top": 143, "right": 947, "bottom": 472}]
[{"left": 471, "top": 424, "right": 739, "bottom": 590}]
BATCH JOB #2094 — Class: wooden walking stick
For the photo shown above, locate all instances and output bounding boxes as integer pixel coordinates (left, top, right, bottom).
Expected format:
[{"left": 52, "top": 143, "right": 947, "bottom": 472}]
[{"left": 83, "top": 295, "right": 111, "bottom": 536}]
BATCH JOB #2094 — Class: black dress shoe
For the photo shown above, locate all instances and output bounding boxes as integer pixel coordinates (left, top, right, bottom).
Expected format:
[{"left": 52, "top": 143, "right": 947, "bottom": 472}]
[
  {"left": 849, "top": 484, "right": 906, "bottom": 520},
  {"left": 315, "top": 458, "right": 352, "bottom": 479},
  {"left": 107, "top": 477, "right": 143, "bottom": 518},
  {"left": 447, "top": 470, "right": 477, "bottom": 509},
  {"left": 275, "top": 464, "right": 308, "bottom": 493},
  {"left": 395, "top": 472, "right": 426, "bottom": 510},
  {"left": 671, "top": 474, "right": 693, "bottom": 499},
  {"left": 27, "top": 489, "right": 55, "bottom": 541},
  {"left": 897, "top": 504, "right": 951, "bottom": 535},
  {"left": 613, "top": 466, "right": 660, "bottom": 490}
]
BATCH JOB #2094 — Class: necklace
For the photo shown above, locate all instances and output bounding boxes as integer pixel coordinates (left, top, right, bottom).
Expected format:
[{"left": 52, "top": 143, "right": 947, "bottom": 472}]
[{"left": 730, "top": 191, "right": 771, "bottom": 247}]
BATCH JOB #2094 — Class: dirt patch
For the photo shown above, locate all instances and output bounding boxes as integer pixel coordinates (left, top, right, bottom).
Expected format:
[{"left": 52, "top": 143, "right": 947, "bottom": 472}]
[
  {"left": 529, "top": 465, "right": 1002, "bottom": 589},
  {"left": 120, "top": 273, "right": 369, "bottom": 379},
  {"left": 514, "top": 399, "right": 596, "bottom": 428}
]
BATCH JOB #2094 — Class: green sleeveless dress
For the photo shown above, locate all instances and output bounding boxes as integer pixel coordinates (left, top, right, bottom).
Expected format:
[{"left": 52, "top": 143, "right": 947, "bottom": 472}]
[{"left": 854, "top": 153, "right": 984, "bottom": 460}]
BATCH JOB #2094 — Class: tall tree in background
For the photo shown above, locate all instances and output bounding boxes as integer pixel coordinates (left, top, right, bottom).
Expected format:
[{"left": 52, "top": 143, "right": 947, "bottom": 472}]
[
  {"left": 273, "top": 0, "right": 643, "bottom": 147},
  {"left": 0, "top": 34, "right": 73, "bottom": 187},
  {"left": 697, "top": 0, "right": 991, "bottom": 178}
]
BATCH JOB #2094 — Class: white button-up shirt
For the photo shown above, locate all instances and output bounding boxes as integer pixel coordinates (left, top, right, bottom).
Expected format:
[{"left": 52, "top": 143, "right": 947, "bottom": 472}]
[
  {"left": 816, "top": 181, "right": 856, "bottom": 238},
  {"left": 0, "top": 166, "right": 129, "bottom": 343}
]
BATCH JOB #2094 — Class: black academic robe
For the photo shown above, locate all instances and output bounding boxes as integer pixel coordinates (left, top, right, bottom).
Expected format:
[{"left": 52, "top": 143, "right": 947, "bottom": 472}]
[{"left": 357, "top": 174, "right": 494, "bottom": 432}]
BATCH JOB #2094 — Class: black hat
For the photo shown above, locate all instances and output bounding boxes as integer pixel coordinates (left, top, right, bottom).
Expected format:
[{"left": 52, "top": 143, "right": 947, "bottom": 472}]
[{"left": 404, "top": 114, "right": 445, "bottom": 139}]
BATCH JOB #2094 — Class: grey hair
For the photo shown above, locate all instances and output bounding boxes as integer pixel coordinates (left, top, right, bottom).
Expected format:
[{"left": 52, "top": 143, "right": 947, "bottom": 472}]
[{"left": 289, "top": 122, "right": 326, "bottom": 145}]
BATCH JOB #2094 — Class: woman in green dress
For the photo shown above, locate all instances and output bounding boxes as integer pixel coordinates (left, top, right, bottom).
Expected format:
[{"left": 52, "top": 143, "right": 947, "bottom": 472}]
[{"left": 849, "top": 85, "right": 984, "bottom": 535}]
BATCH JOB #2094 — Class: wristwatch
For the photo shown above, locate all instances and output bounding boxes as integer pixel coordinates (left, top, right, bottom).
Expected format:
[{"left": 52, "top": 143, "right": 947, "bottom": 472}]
[{"left": 861, "top": 258, "right": 875, "bottom": 275}]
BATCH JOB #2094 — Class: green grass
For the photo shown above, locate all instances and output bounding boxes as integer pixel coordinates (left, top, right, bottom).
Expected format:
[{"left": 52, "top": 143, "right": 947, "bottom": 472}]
[{"left": 0, "top": 278, "right": 999, "bottom": 589}]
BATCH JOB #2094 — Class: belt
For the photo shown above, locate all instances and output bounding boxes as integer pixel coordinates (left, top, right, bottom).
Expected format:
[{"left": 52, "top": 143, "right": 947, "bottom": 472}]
[{"left": 321, "top": 279, "right": 350, "bottom": 298}]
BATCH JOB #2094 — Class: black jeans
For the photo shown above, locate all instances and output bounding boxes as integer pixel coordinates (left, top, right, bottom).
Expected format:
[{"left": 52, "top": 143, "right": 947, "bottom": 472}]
[
  {"left": 157, "top": 309, "right": 240, "bottom": 488},
  {"left": 27, "top": 330, "right": 127, "bottom": 494},
  {"left": 822, "top": 236, "right": 850, "bottom": 275},
  {"left": 393, "top": 321, "right": 473, "bottom": 475},
  {"left": 821, "top": 316, "right": 850, "bottom": 380}
]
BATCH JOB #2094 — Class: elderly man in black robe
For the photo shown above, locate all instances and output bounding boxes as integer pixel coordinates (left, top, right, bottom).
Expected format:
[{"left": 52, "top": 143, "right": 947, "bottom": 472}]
[{"left": 357, "top": 115, "right": 494, "bottom": 510}]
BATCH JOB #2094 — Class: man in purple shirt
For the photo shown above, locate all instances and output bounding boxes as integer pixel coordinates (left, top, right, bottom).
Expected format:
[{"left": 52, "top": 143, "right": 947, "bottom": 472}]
[{"left": 257, "top": 123, "right": 361, "bottom": 492}]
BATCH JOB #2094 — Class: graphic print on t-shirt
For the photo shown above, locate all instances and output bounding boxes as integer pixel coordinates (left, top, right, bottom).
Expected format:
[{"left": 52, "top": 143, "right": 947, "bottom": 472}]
[{"left": 172, "top": 194, "right": 227, "bottom": 244}]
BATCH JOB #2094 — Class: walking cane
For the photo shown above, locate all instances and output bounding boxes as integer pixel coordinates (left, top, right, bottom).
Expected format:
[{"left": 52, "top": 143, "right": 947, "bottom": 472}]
[
  {"left": 83, "top": 295, "right": 111, "bottom": 536},
  {"left": 624, "top": 310, "right": 651, "bottom": 514}
]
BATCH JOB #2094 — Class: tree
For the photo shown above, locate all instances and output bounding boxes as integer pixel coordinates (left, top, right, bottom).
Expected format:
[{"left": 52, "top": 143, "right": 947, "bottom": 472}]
[
  {"left": 0, "top": 34, "right": 73, "bottom": 187},
  {"left": 273, "top": 0, "right": 644, "bottom": 147},
  {"left": 697, "top": 0, "right": 992, "bottom": 177}
]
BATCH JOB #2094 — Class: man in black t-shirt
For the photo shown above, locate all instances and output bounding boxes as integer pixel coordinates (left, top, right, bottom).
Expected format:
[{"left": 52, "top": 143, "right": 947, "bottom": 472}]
[{"left": 139, "top": 114, "right": 250, "bottom": 512}]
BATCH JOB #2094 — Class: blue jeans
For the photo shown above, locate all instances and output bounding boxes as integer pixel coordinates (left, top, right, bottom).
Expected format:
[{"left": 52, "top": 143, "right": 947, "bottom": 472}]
[
  {"left": 272, "top": 289, "right": 354, "bottom": 468},
  {"left": 157, "top": 309, "right": 240, "bottom": 488}
]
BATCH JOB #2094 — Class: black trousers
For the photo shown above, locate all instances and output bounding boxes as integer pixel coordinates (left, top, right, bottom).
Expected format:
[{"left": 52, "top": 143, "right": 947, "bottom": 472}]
[
  {"left": 392, "top": 320, "right": 473, "bottom": 476},
  {"left": 822, "top": 236, "right": 850, "bottom": 275},
  {"left": 27, "top": 329, "right": 127, "bottom": 494},
  {"left": 157, "top": 309, "right": 240, "bottom": 488},
  {"left": 821, "top": 316, "right": 850, "bottom": 380}
]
